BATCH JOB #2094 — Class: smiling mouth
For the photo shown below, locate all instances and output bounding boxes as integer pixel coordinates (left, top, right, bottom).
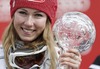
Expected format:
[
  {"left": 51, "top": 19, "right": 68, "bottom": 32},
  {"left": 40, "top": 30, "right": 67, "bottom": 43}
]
[{"left": 21, "top": 27, "right": 36, "bottom": 34}]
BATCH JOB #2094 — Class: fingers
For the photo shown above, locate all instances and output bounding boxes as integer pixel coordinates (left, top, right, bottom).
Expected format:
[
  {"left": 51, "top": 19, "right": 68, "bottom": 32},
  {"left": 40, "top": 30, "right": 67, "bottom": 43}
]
[
  {"left": 60, "top": 49, "right": 82, "bottom": 61},
  {"left": 59, "top": 57, "right": 81, "bottom": 68},
  {"left": 68, "top": 49, "right": 82, "bottom": 62},
  {"left": 68, "top": 49, "right": 80, "bottom": 57},
  {"left": 59, "top": 49, "right": 82, "bottom": 69}
]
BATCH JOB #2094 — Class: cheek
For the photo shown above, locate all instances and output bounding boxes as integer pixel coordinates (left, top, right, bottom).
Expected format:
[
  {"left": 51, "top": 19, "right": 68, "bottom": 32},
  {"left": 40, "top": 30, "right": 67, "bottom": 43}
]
[
  {"left": 13, "top": 15, "right": 24, "bottom": 33},
  {"left": 14, "top": 14, "right": 25, "bottom": 25},
  {"left": 36, "top": 19, "right": 47, "bottom": 29}
]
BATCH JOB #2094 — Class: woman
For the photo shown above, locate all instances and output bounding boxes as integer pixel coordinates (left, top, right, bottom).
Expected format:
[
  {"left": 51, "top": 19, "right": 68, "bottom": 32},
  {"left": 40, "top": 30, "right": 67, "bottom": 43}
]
[{"left": 2, "top": 0, "right": 82, "bottom": 69}]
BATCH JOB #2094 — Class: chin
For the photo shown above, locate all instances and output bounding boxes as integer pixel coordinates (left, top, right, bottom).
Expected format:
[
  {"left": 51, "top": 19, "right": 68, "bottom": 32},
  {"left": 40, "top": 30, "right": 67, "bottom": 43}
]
[{"left": 21, "top": 38, "right": 34, "bottom": 42}]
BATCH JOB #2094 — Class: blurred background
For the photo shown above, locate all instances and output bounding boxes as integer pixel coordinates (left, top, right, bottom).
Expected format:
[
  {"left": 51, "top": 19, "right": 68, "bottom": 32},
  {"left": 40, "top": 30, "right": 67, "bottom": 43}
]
[{"left": 0, "top": 0, "right": 100, "bottom": 69}]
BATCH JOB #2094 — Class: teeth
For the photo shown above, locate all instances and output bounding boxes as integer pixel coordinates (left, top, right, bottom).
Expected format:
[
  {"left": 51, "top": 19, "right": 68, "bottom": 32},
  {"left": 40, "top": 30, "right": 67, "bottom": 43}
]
[{"left": 23, "top": 28, "right": 33, "bottom": 33}]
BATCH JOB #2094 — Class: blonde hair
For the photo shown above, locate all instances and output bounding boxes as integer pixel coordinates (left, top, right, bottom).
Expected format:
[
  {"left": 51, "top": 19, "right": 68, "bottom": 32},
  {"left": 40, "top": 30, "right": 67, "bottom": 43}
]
[{"left": 2, "top": 18, "right": 57, "bottom": 69}]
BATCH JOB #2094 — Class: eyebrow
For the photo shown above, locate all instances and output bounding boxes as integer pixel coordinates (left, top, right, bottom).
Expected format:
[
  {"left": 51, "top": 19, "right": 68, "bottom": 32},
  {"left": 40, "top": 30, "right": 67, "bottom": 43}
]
[
  {"left": 19, "top": 8, "right": 28, "bottom": 12},
  {"left": 19, "top": 8, "right": 43, "bottom": 13}
]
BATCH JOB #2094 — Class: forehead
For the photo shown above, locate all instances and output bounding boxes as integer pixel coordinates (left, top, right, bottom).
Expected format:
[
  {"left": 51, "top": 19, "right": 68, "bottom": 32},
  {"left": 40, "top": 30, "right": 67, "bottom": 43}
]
[
  {"left": 14, "top": 8, "right": 48, "bottom": 18},
  {"left": 16, "top": 8, "right": 46, "bottom": 14}
]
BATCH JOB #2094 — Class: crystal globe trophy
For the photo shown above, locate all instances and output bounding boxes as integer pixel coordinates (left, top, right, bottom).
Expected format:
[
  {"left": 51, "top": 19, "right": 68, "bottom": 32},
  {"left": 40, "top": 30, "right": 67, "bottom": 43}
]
[{"left": 53, "top": 12, "right": 96, "bottom": 69}]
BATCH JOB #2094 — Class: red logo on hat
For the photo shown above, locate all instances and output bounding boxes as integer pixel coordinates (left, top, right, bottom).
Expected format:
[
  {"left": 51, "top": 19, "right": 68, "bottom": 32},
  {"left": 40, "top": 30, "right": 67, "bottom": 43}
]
[{"left": 28, "top": 0, "right": 45, "bottom": 3}]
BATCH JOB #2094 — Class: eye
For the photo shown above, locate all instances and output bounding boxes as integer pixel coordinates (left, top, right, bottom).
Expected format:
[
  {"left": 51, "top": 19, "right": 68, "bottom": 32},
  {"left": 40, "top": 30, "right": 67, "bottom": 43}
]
[
  {"left": 35, "top": 14, "right": 43, "bottom": 17},
  {"left": 18, "top": 11, "right": 27, "bottom": 15}
]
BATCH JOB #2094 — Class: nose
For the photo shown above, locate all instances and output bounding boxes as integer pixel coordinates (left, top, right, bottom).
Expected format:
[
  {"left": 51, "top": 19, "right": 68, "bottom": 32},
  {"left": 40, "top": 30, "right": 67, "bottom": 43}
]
[{"left": 24, "top": 16, "right": 34, "bottom": 27}]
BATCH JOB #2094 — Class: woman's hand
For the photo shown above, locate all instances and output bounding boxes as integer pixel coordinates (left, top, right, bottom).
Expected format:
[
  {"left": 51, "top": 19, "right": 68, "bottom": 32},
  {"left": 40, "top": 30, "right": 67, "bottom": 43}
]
[{"left": 59, "top": 49, "right": 82, "bottom": 69}]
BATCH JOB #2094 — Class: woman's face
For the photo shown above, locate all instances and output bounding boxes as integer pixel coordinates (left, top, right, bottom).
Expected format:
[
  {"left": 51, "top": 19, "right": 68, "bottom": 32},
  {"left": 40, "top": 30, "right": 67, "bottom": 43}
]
[{"left": 13, "top": 8, "right": 47, "bottom": 42}]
